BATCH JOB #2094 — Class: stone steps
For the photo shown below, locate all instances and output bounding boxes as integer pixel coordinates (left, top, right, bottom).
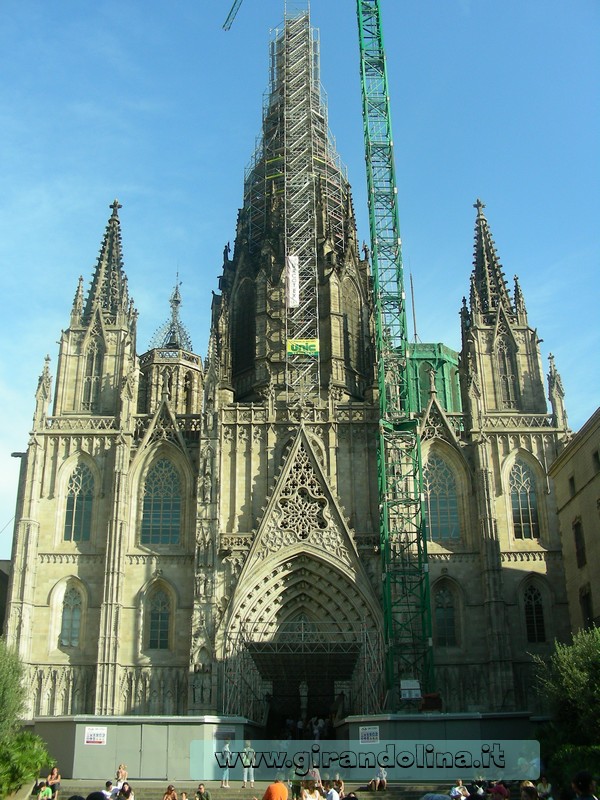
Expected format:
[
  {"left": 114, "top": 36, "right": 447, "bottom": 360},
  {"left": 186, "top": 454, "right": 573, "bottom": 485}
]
[{"left": 54, "top": 781, "right": 447, "bottom": 800}]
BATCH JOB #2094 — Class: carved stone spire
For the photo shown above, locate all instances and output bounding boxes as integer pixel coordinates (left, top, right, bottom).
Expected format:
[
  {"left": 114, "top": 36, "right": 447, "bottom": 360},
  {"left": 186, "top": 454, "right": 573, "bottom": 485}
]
[
  {"left": 83, "top": 200, "right": 129, "bottom": 321},
  {"left": 70, "top": 275, "right": 84, "bottom": 326},
  {"left": 548, "top": 353, "right": 569, "bottom": 430},
  {"left": 513, "top": 275, "right": 527, "bottom": 321},
  {"left": 470, "top": 199, "right": 513, "bottom": 318},
  {"left": 34, "top": 355, "right": 52, "bottom": 425}
]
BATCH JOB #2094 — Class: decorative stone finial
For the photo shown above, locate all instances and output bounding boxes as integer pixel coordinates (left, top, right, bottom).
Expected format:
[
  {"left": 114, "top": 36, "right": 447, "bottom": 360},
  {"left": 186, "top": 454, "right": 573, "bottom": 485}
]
[{"left": 110, "top": 199, "right": 122, "bottom": 218}]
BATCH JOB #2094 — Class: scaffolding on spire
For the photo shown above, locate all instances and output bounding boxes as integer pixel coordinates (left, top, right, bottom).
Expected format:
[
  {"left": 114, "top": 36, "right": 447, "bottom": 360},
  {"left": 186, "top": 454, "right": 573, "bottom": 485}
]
[{"left": 243, "top": 10, "right": 348, "bottom": 404}]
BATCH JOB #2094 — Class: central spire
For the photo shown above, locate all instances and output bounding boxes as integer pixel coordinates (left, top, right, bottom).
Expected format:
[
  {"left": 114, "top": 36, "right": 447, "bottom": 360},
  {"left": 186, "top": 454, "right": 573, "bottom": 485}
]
[
  {"left": 211, "top": 11, "right": 373, "bottom": 406},
  {"left": 243, "top": 11, "right": 351, "bottom": 402}
]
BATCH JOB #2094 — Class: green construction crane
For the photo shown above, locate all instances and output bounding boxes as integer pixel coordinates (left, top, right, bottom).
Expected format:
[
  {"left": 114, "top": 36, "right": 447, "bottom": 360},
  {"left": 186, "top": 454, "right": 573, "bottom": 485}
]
[
  {"left": 356, "top": 0, "right": 433, "bottom": 698},
  {"left": 223, "top": 0, "right": 434, "bottom": 704}
]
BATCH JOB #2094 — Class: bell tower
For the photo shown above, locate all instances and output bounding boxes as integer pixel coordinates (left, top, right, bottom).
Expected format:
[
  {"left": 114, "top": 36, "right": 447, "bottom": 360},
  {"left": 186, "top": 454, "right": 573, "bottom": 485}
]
[
  {"left": 53, "top": 200, "right": 137, "bottom": 421},
  {"left": 460, "top": 199, "right": 547, "bottom": 423}
]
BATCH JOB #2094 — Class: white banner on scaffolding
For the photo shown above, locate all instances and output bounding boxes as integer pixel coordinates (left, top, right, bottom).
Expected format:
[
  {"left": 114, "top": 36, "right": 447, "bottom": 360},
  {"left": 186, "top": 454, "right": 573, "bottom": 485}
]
[{"left": 286, "top": 255, "right": 300, "bottom": 308}]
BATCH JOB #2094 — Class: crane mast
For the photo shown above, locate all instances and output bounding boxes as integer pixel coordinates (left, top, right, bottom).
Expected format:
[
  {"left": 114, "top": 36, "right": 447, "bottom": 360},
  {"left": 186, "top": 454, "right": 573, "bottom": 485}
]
[{"left": 357, "top": 0, "right": 433, "bottom": 697}]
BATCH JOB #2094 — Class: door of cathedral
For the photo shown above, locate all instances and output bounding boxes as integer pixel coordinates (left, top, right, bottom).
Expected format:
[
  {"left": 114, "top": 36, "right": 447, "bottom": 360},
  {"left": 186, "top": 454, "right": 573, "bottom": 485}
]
[{"left": 223, "top": 619, "right": 381, "bottom": 727}]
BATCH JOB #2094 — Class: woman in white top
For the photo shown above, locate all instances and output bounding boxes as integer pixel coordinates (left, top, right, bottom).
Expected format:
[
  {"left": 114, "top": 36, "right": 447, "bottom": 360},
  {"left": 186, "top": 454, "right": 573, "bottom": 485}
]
[{"left": 302, "top": 780, "right": 322, "bottom": 800}]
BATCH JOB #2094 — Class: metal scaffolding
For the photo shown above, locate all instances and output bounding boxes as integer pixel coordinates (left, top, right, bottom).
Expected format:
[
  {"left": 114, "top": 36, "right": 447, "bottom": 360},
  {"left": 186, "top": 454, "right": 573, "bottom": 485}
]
[
  {"left": 357, "top": 0, "right": 434, "bottom": 694},
  {"left": 243, "top": 11, "right": 348, "bottom": 404},
  {"left": 222, "top": 619, "right": 383, "bottom": 721}
]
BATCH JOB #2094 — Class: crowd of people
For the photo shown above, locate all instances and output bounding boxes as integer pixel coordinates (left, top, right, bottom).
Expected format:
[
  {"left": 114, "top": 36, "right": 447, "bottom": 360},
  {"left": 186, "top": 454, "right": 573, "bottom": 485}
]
[
  {"left": 425, "top": 772, "right": 597, "bottom": 800},
  {"left": 33, "top": 764, "right": 596, "bottom": 800}
]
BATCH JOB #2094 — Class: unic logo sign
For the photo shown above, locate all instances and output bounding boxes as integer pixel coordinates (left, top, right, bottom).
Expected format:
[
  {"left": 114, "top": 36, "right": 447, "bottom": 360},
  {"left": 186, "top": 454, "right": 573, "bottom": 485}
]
[{"left": 287, "top": 339, "right": 319, "bottom": 356}]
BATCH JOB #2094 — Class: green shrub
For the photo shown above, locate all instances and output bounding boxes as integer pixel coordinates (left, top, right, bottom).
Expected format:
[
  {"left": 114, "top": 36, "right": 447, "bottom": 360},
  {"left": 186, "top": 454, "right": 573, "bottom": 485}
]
[
  {"left": 0, "top": 730, "right": 53, "bottom": 799},
  {"left": 549, "top": 744, "right": 600, "bottom": 790},
  {"left": 0, "top": 640, "right": 26, "bottom": 743}
]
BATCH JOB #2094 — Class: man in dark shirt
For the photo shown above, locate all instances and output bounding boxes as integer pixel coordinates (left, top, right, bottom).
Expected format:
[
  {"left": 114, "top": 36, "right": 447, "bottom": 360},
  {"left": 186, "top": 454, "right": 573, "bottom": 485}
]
[{"left": 196, "top": 784, "right": 211, "bottom": 800}]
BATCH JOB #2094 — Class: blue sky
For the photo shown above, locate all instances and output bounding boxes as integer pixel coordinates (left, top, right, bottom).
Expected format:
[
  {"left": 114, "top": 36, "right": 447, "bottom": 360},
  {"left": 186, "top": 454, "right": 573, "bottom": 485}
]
[{"left": 0, "top": 0, "right": 598, "bottom": 559}]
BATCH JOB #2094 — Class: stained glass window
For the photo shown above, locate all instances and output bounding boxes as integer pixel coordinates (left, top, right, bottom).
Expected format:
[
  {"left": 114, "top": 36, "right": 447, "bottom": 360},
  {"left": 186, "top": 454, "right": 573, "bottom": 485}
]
[
  {"left": 149, "top": 589, "right": 170, "bottom": 649},
  {"left": 510, "top": 460, "right": 540, "bottom": 539},
  {"left": 64, "top": 464, "right": 94, "bottom": 541},
  {"left": 141, "top": 458, "right": 181, "bottom": 545},
  {"left": 424, "top": 455, "right": 460, "bottom": 541},
  {"left": 60, "top": 587, "right": 82, "bottom": 647},
  {"left": 524, "top": 586, "right": 546, "bottom": 642}
]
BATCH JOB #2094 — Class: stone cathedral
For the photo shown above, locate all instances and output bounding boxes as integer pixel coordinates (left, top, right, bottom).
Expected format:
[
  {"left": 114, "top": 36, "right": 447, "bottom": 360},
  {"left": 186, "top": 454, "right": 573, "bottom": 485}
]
[{"left": 5, "top": 12, "right": 572, "bottom": 725}]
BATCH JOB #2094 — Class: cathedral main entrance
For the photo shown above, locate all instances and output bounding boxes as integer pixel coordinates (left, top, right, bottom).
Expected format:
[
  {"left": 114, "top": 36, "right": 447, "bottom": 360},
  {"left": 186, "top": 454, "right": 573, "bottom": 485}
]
[{"left": 222, "top": 618, "right": 383, "bottom": 733}]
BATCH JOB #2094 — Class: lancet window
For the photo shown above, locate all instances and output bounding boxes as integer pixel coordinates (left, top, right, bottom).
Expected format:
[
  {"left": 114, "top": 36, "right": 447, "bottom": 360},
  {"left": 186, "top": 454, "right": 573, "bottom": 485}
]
[
  {"left": 418, "top": 362, "right": 433, "bottom": 410},
  {"left": 434, "top": 586, "right": 457, "bottom": 647},
  {"left": 496, "top": 336, "right": 518, "bottom": 408},
  {"left": 524, "top": 585, "right": 546, "bottom": 643},
  {"left": 423, "top": 454, "right": 460, "bottom": 541},
  {"left": 148, "top": 589, "right": 170, "bottom": 650},
  {"left": 60, "top": 587, "right": 82, "bottom": 647},
  {"left": 232, "top": 280, "right": 255, "bottom": 377},
  {"left": 64, "top": 463, "right": 94, "bottom": 542},
  {"left": 82, "top": 337, "right": 104, "bottom": 411},
  {"left": 141, "top": 458, "right": 182, "bottom": 545},
  {"left": 343, "top": 280, "right": 363, "bottom": 376},
  {"left": 510, "top": 459, "right": 540, "bottom": 539}
]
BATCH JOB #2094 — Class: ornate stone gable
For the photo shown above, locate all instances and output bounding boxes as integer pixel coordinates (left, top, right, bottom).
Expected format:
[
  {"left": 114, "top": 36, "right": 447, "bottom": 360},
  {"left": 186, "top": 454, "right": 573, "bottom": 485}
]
[
  {"left": 420, "top": 395, "right": 462, "bottom": 446},
  {"left": 137, "top": 397, "right": 189, "bottom": 454},
  {"left": 244, "top": 427, "right": 361, "bottom": 573}
]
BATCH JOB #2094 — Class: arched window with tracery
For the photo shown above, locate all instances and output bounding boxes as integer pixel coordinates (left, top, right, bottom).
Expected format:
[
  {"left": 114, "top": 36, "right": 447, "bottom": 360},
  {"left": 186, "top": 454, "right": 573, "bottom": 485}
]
[
  {"left": 148, "top": 588, "right": 171, "bottom": 650},
  {"left": 141, "top": 458, "right": 182, "bottom": 545},
  {"left": 510, "top": 459, "right": 540, "bottom": 539},
  {"left": 60, "top": 586, "right": 82, "bottom": 647},
  {"left": 524, "top": 585, "right": 546, "bottom": 642},
  {"left": 423, "top": 454, "right": 460, "bottom": 541},
  {"left": 496, "top": 336, "right": 518, "bottom": 408},
  {"left": 64, "top": 463, "right": 94, "bottom": 542},
  {"left": 434, "top": 586, "right": 457, "bottom": 647},
  {"left": 82, "top": 337, "right": 104, "bottom": 411}
]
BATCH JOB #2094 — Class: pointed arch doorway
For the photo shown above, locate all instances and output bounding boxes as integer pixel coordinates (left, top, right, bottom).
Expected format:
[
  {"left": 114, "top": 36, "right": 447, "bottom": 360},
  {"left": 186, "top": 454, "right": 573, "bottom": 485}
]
[{"left": 221, "top": 554, "right": 384, "bottom": 732}]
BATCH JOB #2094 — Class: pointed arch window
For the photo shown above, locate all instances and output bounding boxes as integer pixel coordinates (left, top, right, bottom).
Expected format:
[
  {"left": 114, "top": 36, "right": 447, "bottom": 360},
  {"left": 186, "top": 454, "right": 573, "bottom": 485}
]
[
  {"left": 184, "top": 372, "right": 194, "bottom": 414},
  {"left": 60, "top": 587, "right": 82, "bottom": 647},
  {"left": 148, "top": 589, "right": 170, "bottom": 650},
  {"left": 496, "top": 336, "right": 518, "bottom": 408},
  {"left": 232, "top": 280, "right": 255, "bottom": 378},
  {"left": 423, "top": 455, "right": 460, "bottom": 541},
  {"left": 510, "top": 459, "right": 540, "bottom": 539},
  {"left": 141, "top": 458, "right": 182, "bottom": 545},
  {"left": 434, "top": 586, "right": 457, "bottom": 647},
  {"left": 343, "top": 279, "right": 363, "bottom": 377},
  {"left": 64, "top": 464, "right": 94, "bottom": 541},
  {"left": 524, "top": 585, "right": 546, "bottom": 642},
  {"left": 418, "top": 362, "right": 433, "bottom": 411},
  {"left": 82, "top": 338, "right": 104, "bottom": 411}
]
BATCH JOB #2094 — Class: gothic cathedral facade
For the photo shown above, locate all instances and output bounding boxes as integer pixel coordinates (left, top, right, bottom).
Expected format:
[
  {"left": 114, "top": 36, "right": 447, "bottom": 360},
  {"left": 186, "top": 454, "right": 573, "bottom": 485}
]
[{"left": 5, "top": 12, "right": 571, "bottom": 722}]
